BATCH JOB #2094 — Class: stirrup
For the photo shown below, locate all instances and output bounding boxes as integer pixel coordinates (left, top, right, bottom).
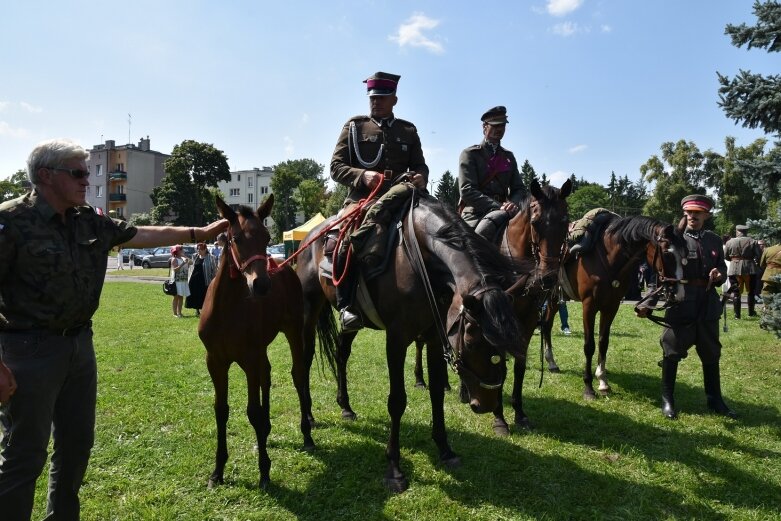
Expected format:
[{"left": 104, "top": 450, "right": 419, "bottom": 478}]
[{"left": 339, "top": 308, "right": 363, "bottom": 332}]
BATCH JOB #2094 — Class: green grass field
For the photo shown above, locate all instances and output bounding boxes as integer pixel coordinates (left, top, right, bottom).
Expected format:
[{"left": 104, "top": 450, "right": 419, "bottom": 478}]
[{"left": 29, "top": 281, "right": 781, "bottom": 520}]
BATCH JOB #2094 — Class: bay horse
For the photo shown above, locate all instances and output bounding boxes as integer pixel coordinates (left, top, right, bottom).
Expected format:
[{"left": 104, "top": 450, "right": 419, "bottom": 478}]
[
  {"left": 297, "top": 190, "right": 522, "bottom": 492},
  {"left": 540, "top": 214, "right": 687, "bottom": 400},
  {"left": 198, "top": 195, "right": 314, "bottom": 490}
]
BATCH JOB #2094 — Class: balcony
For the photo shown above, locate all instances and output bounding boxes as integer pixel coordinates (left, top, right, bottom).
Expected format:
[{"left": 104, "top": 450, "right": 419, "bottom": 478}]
[
  {"left": 109, "top": 193, "right": 127, "bottom": 202},
  {"left": 109, "top": 172, "right": 127, "bottom": 181}
]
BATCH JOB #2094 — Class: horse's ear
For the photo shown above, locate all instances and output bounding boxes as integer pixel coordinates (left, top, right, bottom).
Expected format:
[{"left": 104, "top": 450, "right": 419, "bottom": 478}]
[
  {"left": 257, "top": 194, "right": 274, "bottom": 220},
  {"left": 215, "top": 195, "right": 236, "bottom": 221},
  {"left": 529, "top": 178, "right": 544, "bottom": 200},
  {"left": 560, "top": 179, "right": 572, "bottom": 199}
]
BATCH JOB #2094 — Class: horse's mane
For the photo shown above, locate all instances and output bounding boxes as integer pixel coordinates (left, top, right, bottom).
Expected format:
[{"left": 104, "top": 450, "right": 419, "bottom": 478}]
[
  {"left": 429, "top": 199, "right": 517, "bottom": 287},
  {"left": 606, "top": 215, "right": 685, "bottom": 249},
  {"left": 237, "top": 206, "right": 257, "bottom": 220}
]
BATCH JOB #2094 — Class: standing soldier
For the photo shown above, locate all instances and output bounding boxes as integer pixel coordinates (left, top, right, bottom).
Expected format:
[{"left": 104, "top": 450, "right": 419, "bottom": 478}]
[
  {"left": 637, "top": 195, "right": 736, "bottom": 420},
  {"left": 724, "top": 224, "right": 761, "bottom": 318},
  {"left": 330, "top": 71, "right": 428, "bottom": 331},
  {"left": 457, "top": 106, "right": 525, "bottom": 231},
  {"left": 759, "top": 240, "right": 781, "bottom": 301}
]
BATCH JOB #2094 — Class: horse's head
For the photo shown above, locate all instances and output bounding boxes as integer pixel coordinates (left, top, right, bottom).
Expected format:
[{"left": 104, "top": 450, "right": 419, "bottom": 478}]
[
  {"left": 447, "top": 286, "right": 522, "bottom": 414},
  {"left": 648, "top": 224, "right": 687, "bottom": 304},
  {"left": 216, "top": 194, "right": 273, "bottom": 297},
  {"left": 526, "top": 178, "right": 571, "bottom": 288}
]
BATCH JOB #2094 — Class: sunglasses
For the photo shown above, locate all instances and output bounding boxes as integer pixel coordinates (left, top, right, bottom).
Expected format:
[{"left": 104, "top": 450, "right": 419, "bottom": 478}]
[{"left": 48, "top": 167, "right": 91, "bottom": 179}]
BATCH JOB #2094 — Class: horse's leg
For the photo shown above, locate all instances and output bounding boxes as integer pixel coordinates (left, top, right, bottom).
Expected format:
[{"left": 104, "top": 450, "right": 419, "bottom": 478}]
[
  {"left": 424, "top": 335, "right": 459, "bottom": 467},
  {"left": 582, "top": 300, "right": 598, "bottom": 400},
  {"left": 542, "top": 297, "right": 561, "bottom": 373},
  {"left": 285, "top": 328, "right": 315, "bottom": 451},
  {"left": 243, "top": 354, "right": 272, "bottom": 490},
  {"left": 336, "top": 331, "right": 358, "bottom": 420},
  {"left": 511, "top": 347, "right": 534, "bottom": 431},
  {"left": 596, "top": 305, "right": 619, "bottom": 396},
  {"left": 300, "top": 298, "right": 320, "bottom": 427},
  {"left": 413, "top": 338, "right": 426, "bottom": 390},
  {"left": 206, "top": 353, "right": 230, "bottom": 488},
  {"left": 383, "top": 335, "right": 409, "bottom": 493},
  {"left": 490, "top": 363, "right": 510, "bottom": 437}
]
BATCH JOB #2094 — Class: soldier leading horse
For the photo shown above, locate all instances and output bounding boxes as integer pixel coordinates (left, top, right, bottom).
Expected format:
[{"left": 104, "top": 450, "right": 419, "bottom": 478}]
[{"left": 297, "top": 191, "right": 522, "bottom": 492}]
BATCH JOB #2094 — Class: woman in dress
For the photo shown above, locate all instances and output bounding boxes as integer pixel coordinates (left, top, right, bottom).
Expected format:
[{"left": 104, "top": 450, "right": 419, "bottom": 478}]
[
  {"left": 170, "top": 245, "right": 192, "bottom": 317},
  {"left": 186, "top": 242, "right": 217, "bottom": 316}
]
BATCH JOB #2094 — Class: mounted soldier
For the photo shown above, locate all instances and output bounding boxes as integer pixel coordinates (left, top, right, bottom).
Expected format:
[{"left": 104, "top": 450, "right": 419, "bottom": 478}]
[
  {"left": 330, "top": 71, "right": 428, "bottom": 331},
  {"left": 457, "top": 106, "right": 526, "bottom": 240}
]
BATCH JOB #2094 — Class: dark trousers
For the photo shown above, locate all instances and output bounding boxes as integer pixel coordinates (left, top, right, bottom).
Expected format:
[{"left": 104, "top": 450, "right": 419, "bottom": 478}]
[{"left": 0, "top": 329, "right": 97, "bottom": 521}]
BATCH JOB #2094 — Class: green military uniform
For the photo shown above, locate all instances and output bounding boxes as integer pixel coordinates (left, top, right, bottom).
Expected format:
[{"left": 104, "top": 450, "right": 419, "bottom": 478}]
[
  {"left": 568, "top": 208, "right": 618, "bottom": 249},
  {"left": 457, "top": 105, "right": 525, "bottom": 229},
  {"left": 0, "top": 191, "right": 136, "bottom": 330},
  {"left": 331, "top": 114, "right": 428, "bottom": 207},
  {"left": 724, "top": 227, "right": 761, "bottom": 317},
  {"left": 759, "top": 243, "right": 781, "bottom": 297}
]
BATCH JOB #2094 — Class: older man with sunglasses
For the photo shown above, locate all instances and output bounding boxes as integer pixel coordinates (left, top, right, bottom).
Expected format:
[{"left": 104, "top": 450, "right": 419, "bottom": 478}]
[{"left": 0, "top": 139, "right": 227, "bottom": 520}]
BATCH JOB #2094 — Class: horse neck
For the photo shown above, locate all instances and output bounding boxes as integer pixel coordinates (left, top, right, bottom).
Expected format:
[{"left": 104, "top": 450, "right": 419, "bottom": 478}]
[{"left": 505, "top": 210, "right": 533, "bottom": 259}]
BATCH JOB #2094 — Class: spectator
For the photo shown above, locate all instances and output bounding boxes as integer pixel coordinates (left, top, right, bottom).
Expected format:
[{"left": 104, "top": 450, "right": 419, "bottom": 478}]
[
  {"left": 169, "top": 245, "right": 191, "bottom": 318},
  {"left": 213, "top": 232, "right": 227, "bottom": 265},
  {"left": 116, "top": 247, "right": 125, "bottom": 270},
  {"left": 558, "top": 298, "right": 572, "bottom": 335},
  {"left": 186, "top": 242, "right": 217, "bottom": 316}
]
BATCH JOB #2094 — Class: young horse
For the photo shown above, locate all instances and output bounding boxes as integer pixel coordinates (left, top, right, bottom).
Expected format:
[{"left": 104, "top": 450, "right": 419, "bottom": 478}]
[
  {"left": 199, "top": 195, "right": 314, "bottom": 490},
  {"left": 541, "top": 214, "right": 687, "bottom": 400},
  {"left": 297, "top": 191, "right": 521, "bottom": 492}
]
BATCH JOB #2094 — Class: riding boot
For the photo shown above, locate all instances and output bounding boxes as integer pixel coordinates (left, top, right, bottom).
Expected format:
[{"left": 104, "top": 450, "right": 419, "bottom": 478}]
[
  {"left": 747, "top": 288, "right": 757, "bottom": 317},
  {"left": 660, "top": 357, "right": 678, "bottom": 420},
  {"left": 569, "top": 230, "right": 592, "bottom": 256},
  {"left": 334, "top": 245, "right": 362, "bottom": 332},
  {"left": 733, "top": 291, "right": 741, "bottom": 319},
  {"left": 702, "top": 363, "right": 737, "bottom": 418}
]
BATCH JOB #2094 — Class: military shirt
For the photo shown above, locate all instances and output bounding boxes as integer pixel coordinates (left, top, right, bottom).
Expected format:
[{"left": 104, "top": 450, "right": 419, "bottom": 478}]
[
  {"left": 724, "top": 236, "right": 760, "bottom": 275},
  {"left": 331, "top": 114, "right": 428, "bottom": 206},
  {"left": 458, "top": 142, "right": 525, "bottom": 228},
  {"left": 760, "top": 244, "right": 781, "bottom": 285},
  {"left": 0, "top": 190, "right": 137, "bottom": 331},
  {"left": 663, "top": 229, "right": 726, "bottom": 324}
]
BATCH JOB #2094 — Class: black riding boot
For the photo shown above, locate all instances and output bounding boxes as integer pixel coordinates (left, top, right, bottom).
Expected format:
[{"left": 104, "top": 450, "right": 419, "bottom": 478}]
[
  {"left": 702, "top": 363, "right": 737, "bottom": 418},
  {"left": 733, "top": 291, "right": 742, "bottom": 319},
  {"left": 569, "top": 231, "right": 591, "bottom": 255},
  {"left": 747, "top": 284, "right": 757, "bottom": 317},
  {"left": 661, "top": 357, "right": 678, "bottom": 420},
  {"left": 334, "top": 246, "right": 362, "bottom": 332}
]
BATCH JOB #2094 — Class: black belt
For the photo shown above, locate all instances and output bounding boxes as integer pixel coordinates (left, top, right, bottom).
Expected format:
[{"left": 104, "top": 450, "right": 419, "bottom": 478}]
[{"left": 2, "top": 321, "right": 92, "bottom": 337}]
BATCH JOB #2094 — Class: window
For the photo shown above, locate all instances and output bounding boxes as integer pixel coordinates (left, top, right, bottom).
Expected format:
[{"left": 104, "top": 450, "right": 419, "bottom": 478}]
[
  {"left": 260, "top": 186, "right": 268, "bottom": 195},
  {"left": 115, "top": 163, "right": 124, "bottom": 172},
  {"left": 248, "top": 177, "right": 253, "bottom": 188},
  {"left": 229, "top": 188, "right": 240, "bottom": 197},
  {"left": 96, "top": 186, "right": 103, "bottom": 198},
  {"left": 96, "top": 164, "right": 102, "bottom": 177},
  {"left": 237, "top": 174, "right": 241, "bottom": 182},
  {"left": 117, "top": 207, "right": 124, "bottom": 217},
  {"left": 248, "top": 193, "right": 253, "bottom": 203}
]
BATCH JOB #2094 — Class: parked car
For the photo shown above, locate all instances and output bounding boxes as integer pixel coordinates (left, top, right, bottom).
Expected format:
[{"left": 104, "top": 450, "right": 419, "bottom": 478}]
[
  {"left": 267, "top": 243, "right": 286, "bottom": 261},
  {"left": 121, "top": 248, "right": 152, "bottom": 266},
  {"left": 139, "top": 246, "right": 196, "bottom": 269}
]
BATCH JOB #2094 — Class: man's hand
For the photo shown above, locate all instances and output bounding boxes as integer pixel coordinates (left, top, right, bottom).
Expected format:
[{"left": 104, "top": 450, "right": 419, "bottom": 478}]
[
  {"left": 708, "top": 268, "right": 722, "bottom": 285},
  {"left": 635, "top": 306, "right": 652, "bottom": 318},
  {"left": 361, "top": 170, "right": 384, "bottom": 189},
  {"left": 0, "top": 361, "right": 17, "bottom": 404},
  {"left": 500, "top": 201, "right": 519, "bottom": 217},
  {"left": 408, "top": 173, "right": 426, "bottom": 190}
]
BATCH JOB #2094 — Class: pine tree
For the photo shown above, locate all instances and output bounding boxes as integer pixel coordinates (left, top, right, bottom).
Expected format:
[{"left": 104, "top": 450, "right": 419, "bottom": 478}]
[
  {"left": 520, "top": 160, "right": 538, "bottom": 189},
  {"left": 434, "top": 170, "right": 459, "bottom": 210}
]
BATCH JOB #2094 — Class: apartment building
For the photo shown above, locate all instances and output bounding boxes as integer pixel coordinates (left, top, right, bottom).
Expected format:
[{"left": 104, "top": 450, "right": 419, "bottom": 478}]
[
  {"left": 216, "top": 166, "right": 275, "bottom": 227},
  {"left": 86, "top": 137, "right": 168, "bottom": 219}
]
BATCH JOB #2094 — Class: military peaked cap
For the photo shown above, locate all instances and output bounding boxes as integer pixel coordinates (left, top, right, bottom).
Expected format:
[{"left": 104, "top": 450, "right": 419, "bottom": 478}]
[
  {"left": 681, "top": 194, "right": 714, "bottom": 212},
  {"left": 736, "top": 224, "right": 749, "bottom": 232},
  {"left": 481, "top": 106, "right": 509, "bottom": 125},
  {"left": 364, "top": 72, "right": 400, "bottom": 96}
]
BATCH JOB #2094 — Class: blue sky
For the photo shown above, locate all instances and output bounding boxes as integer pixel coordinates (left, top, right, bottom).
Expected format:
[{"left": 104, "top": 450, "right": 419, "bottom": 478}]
[{"left": 0, "top": 1, "right": 775, "bottom": 191}]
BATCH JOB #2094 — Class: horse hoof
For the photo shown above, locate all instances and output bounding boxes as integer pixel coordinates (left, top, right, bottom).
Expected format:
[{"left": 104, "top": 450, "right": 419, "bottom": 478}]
[
  {"left": 439, "top": 454, "right": 461, "bottom": 469},
  {"left": 599, "top": 388, "right": 611, "bottom": 397},
  {"left": 301, "top": 440, "right": 316, "bottom": 452},
  {"left": 341, "top": 409, "right": 357, "bottom": 421},
  {"left": 207, "top": 475, "right": 223, "bottom": 489},
  {"left": 492, "top": 418, "right": 510, "bottom": 437},
  {"left": 548, "top": 366, "right": 561, "bottom": 374},
  {"left": 414, "top": 382, "right": 427, "bottom": 390},
  {"left": 515, "top": 417, "right": 534, "bottom": 432},
  {"left": 383, "top": 476, "right": 409, "bottom": 493},
  {"left": 259, "top": 477, "right": 270, "bottom": 490},
  {"left": 583, "top": 391, "right": 597, "bottom": 401}
]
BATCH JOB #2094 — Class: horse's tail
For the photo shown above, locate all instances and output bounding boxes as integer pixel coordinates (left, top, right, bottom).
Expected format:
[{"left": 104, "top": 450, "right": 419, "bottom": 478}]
[{"left": 315, "top": 304, "right": 338, "bottom": 380}]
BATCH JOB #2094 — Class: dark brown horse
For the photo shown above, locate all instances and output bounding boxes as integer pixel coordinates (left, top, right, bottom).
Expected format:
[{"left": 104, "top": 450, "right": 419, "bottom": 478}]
[
  {"left": 540, "top": 214, "right": 687, "bottom": 400},
  {"left": 297, "top": 191, "right": 522, "bottom": 492},
  {"left": 198, "top": 195, "right": 314, "bottom": 490}
]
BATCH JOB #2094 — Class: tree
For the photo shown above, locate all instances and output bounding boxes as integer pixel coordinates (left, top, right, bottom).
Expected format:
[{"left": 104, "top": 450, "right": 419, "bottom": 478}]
[
  {"left": 269, "top": 159, "right": 327, "bottom": 241},
  {"left": 434, "top": 170, "right": 459, "bottom": 210},
  {"left": 640, "top": 140, "right": 719, "bottom": 225},
  {"left": 520, "top": 160, "right": 538, "bottom": 189},
  {"left": 150, "top": 169, "right": 204, "bottom": 225},
  {"left": 605, "top": 171, "right": 648, "bottom": 216},
  {"left": 323, "top": 183, "right": 348, "bottom": 218},
  {"left": 294, "top": 179, "right": 326, "bottom": 220},
  {"left": 567, "top": 184, "right": 610, "bottom": 220},
  {"left": 0, "top": 170, "right": 29, "bottom": 202},
  {"left": 710, "top": 137, "right": 768, "bottom": 233}
]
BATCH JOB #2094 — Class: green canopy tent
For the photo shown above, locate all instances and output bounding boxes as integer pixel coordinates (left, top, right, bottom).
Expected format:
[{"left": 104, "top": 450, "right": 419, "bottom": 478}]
[{"left": 282, "top": 213, "right": 326, "bottom": 258}]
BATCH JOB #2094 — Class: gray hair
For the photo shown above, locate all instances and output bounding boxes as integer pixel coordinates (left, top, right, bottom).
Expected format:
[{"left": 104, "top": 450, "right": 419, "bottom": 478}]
[{"left": 27, "top": 139, "right": 89, "bottom": 185}]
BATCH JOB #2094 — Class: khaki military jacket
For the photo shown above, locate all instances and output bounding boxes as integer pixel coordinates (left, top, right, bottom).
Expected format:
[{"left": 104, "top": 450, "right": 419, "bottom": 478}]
[
  {"left": 331, "top": 114, "right": 428, "bottom": 206},
  {"left": 0, "top": 191, "right": 136, "bottom": 330},
  {"left": 458, "top": 141, "right": 524, "bottom": 228},
  {"left": 724, "top": 236, "right": 760, "bottom": 275},
  {"left": 760, "top": 244, "right": 781, "bottom": 284}
]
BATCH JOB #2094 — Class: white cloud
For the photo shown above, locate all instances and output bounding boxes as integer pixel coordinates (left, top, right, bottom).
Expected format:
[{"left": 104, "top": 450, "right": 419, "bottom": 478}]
[
  {"left": 552, "top": 21, "right": 579, "bottom": 37},
  {"left": 547, "top": 0, "right": 583, "bottom": 17},
  {"left": 0, "top": 121, "right": 31, "bottom": 138},
  {"left": 283, "top": 136, "right": 294, "bottom": 156},
  {"left": 390, "top": 13, "right": 444, "bottom": 54},
  {"left": 301, "top": 113, "right": 310, "bottom": 125},
  {"left": 0, "top": 101, "right": 9, "bottom": 112},
  {"left": 20, "top": 102, "right": 43, "bottom": 113},
  {"left": 569, "top": 144, "right": 587, "bottom": 154},
  {"left": 549, "top": 170, "right": 571, "bottom": 186},
  {"left": 601, "top": 24, "right": 612, "bottom": 33}
]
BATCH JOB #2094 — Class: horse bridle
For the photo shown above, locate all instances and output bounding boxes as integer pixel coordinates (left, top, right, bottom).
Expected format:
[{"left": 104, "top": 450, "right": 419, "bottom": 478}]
[
  {"left": 226, "top": 227, "right": 268, "bottom": 278},
  {"left": 633, "top": 233, "right": 686, "bottom": 323},
  {"left": 402, "top": 191, "right": 506, "bottom": 390},
  {"left": 527, "top": 200, "right": 566, "bottom": 291}
]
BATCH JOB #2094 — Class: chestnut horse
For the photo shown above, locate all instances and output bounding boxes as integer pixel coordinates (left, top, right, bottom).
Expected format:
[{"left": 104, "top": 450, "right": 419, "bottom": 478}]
[
  {"left": 198, "top": 195, "right": 314, "bottom": 490},
  {"left": 540, "top": 214, "right": 687, "bottom": 400},
  {"left": 297, "top": 190, "right": 521, "bottom": 492}
]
